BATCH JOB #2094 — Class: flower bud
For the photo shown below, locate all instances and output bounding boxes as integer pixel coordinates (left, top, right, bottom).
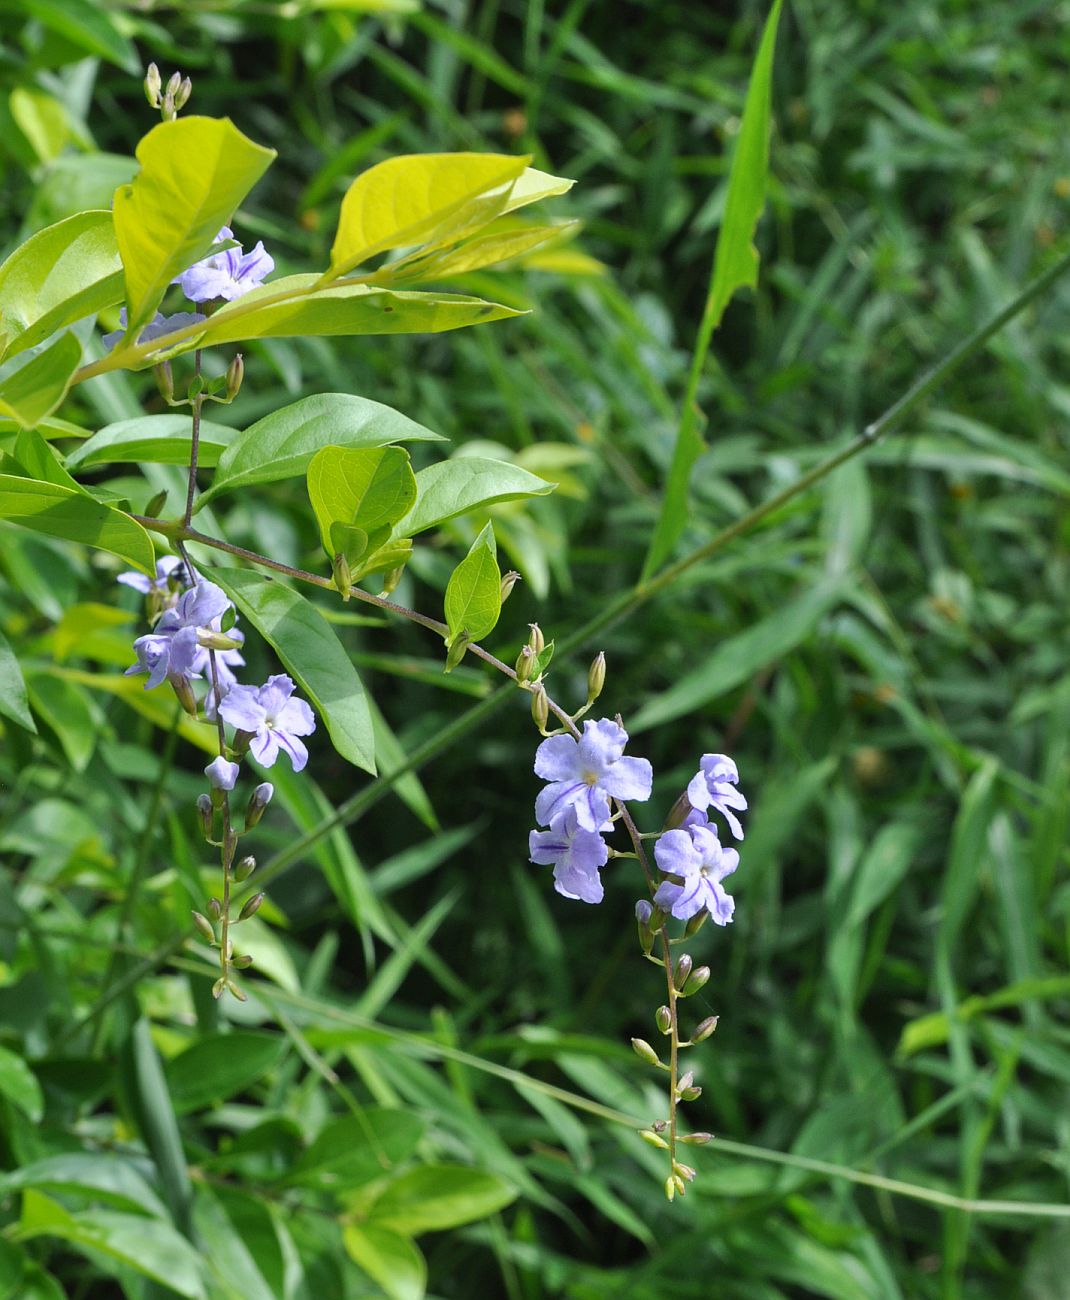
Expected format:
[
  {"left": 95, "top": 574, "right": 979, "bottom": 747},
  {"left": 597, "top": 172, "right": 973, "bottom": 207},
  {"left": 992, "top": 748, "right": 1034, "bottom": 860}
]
[
  {"left": 673, "top": 1173, "right": 687, "bottom": 1195},
  {"left": 161, "top": 90, "right": 176, "bottom": 122},
  {"left": 196, "top": 629, "right": 243, "bottom": 652},
  {"left": 674, "top": 1162, "right": 697, "bottom": 1183},
  {"left": 222, "top": 825, "right": 238, "bottom": 869},
  {"left": 171, "top": 674, "right": 198, "bottom": 717},
  {"left": 165, "top": 70, "right": 182, "bottom": 98},
  {"left": 379, "top": 566, "right": 405, "bottom": 596},
  {"left": 684, "top": 909, "right": 708, "bottom": 938},
  {"left": 154, "top": 361, "right": 174, "bottom": 404},
  {"left": 234, "top": 855, "right": 256, "bottom": 882},
  {"left": 530, "top": 683, "right": 549, "bottom": 732},
  {"left": 332, "top": 552, "right": 352, "bottom": 601},
  {"left": 175, "top": 76, "right": 192, "bottom": 110},
  {"left": 515, "top": 645, "right": 534, "bottom": 685},
  {"left": 444, "top": 630, "right": 471, "bottom": 673},
  {"left": 205, "top": 756, "right": 239, "bottom": 792},
  {"left": 639, "top": 1129, "right": 669, "bottom": 1149},
  {"left": 692, "top": 1015, "right": 719, "bottom": 1043},
  {"left": 232, "top": 953, "right": 254, "bottom": 969},
  {"left": 630, "top": 1038, "right": 662, "bottom": 1067},
  {"left": 679, "top": 1131, "right": 712, "bottom": 1145},
  {"left": 238, "top": 892, "right": 264, "bottom": 922},
  {"left": 144, "top": 489, "right": 169, "bottom": 520},
  {"left": 663, "top": 1175, "right": 676, "bottom": 1203},
  {"left": 245, "top": 783, "right": 273, "bottom": 828},
  {"left": 673, "top": 953, "right": 693, "bottom": 992},
  {"left": 500, "top": 570, "right": 521, "bottom": 603},
  {"left": 586, "top": 651, "right": 606, "bottom": 705},
  {"left": 225, "top": 352, "right": 244, "bottom": 401},
  {"left": 635, "top": 899, "right": 655, "bottom": 955},
  {"left": 231, "top": 729, "right": 254, "bottom": 758},
  {"left": 207, "top": 897, "right": 222, "bottom": 919},
  {"left": 680, "top": 1085, "right": 702, "bottom": 1102},
  {"left": 651, "top": 1119, "right": 668, "bottom": 1133},
  {"left": 683, "top": 965, "right": 710, "bottom": 996},
  {"left": 676, "top": 1070, "right": 694, "bottom": 1094},
  {"left": 144, "top": 63, "right": 162, "bottom": 106},
  {"left": 211, "top": 976, "right": 226, "bottom": 1000},
  {"left": 526, "top": 623, "right": 545, "bottom": 655},
  {"left": 655, "top": 1005, "right": 672, "bottom": 1035},
  {"left": 191, "top": 911, "right": 215, "bottom": 943},
  {"left": 663, "top": 790, "right": 695, "bottom": 832},
  {"left": 196, "top": 793, "right": 213, "bottom": 839},
  {"left": 226, "top": 979, "right": 248, "bottom": 1002}
]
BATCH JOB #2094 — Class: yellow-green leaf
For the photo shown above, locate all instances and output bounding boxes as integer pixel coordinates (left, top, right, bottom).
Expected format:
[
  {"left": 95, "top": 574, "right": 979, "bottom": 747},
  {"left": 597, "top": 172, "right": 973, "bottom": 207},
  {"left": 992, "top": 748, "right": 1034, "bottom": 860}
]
[
  {"left": 113, "top": 116, "right": 275, "bottom": 333},
  {"left": 500, "top": 166, "right": 574, "bottom": 215},
  {"left": 0, "top": 332, "right": 83, "bottom": 428},
  {"left": 307, "top": 445, "right": 417, "bottom": 559},
  {"left": 0, "top": 474, "right": 155, "bottom": 574}
]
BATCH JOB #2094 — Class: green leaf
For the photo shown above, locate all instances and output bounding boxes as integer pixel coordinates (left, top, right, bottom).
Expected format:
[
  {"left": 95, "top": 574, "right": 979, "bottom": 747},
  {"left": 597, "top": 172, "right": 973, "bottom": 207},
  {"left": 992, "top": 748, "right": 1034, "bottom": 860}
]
[
  {"left": 397, "top": 456, "right": 555, "bottom": 537},
  {"left": 0, "top": 212, "right": 123, "bottom": 361},
  {"left": 444, "top": 523, "right": 502, "bottom": 648},
  {"left": 0, "top": 628, "right": 36, "bottom": 733},
  {"left": 329, "top": 152, "right": 529, "bottom": 276},
  {"left": 308, "top": 445, "right": 417, "bottom": 561},
  {"left": 66, "top": 414, "right": 239, "bottom": 471},
  {"left": 0, "top": 474, "right": 155, "bottom": 574},
  {"left": 164, "top": 1032, "right": 286, "bottom": 1115},
  {"left": 642, "top": 0, "right": 784, "bottom": 578},
  {"left": 394, "top": 222, "right": 576, "bottom": 283},
  {"left": 191, "top": 276, "right": 522, "bottom": 350},
  {"left": 197, "top": 392, "right": 444, "bottom": 507},
  {"left": 0, "top": 1154, "right": 168, "bottom": 1219},
  {"left": 0, "top": 1045, "right": 44, "bottom": 1123},
  {"left": 112, "top": 117, "right": 275, "bottom": 333},
  {"left": 0, "top": 332, "right": 82, "bottom": 428},
  {"left": 343, "top": 1224, "right": 426, "bottom": 1300},
  {"left": 286, "top": 1110, "right": 425, "bottom": 1190},
  {"left": 210, "top": 569, "right": 376, "bottom": 774},
  {"left": 366, "top": 1165, "right": 518, "bottom": 1234},
  {"left": 630, "top": 577, "right": 844, "bottom": 732},
  {"left": 13, "top": 426, "right": 83, "bottom": 493},
  {"left": 26, "top": 673, "right": 96, "bottom": 771},
  {"left": 500, "top": 166, "right": 575, "bottom": 215},
  {"left": 16, "top": 1198, "right": 206, "bottom": 1299},
  {"left": 17, "top": 0, "right": 139, "bottom": 71}
]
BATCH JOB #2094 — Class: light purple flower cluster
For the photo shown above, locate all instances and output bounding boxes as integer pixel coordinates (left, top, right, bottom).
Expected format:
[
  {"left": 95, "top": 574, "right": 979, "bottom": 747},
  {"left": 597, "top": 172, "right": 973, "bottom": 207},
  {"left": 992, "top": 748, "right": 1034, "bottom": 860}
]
[
  {"left": 122, "top": 564, "right": 315, "bottom": 773},
  {"left": 652, "top": 754, "right": 746, "bottom": 925},
  {"left": 175, "top": 226, "right": 274, "bottom": 303},
  {"left": 528, "top": 718, "right": 653, "bottom": 904}
]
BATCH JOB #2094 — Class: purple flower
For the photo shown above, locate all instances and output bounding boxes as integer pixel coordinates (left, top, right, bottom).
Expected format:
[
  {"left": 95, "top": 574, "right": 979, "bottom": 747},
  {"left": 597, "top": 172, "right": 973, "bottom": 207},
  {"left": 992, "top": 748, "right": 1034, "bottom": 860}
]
[
  {"left": 103, "top": 308, "right": 206, "bottom": 352},
  {"left": 533, "top": 718, "right": 652, "bottom": 831},
  {"left": 529, "top": 808, "right": 609, "bottom": 904},
  {"left": 687, "top": 753, "right": 747, "bottom": 840},
  {"left": 218, "top": 673, "right": 316, "bottom": 772},
  {"left": 635, "top": 899, "right": 653, "bottom": 924},
  {"left": 205, "top": 756, "right": 239, "bottom": 791},
  {"left": 175, "top": 226, "right": 274, "bottom": 303},
  {"left": 125, "top": 581, "right": 232, "bottom": 690},
  {"left": 117, "top": 555, "right": 187, "bottom": 595},
  {"left": 653, "top": 824, "right": 739, "bottom": 924}
]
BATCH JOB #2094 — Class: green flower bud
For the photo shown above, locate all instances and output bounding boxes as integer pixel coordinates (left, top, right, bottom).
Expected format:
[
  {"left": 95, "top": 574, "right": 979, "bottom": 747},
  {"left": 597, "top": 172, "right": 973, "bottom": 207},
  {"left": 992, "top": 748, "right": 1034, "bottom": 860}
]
[
  {"left": 332, "top": 552, "right": 352, "bottom": 601},
  {"left": 234, "top": 855, "right": 256, "bottom": 882},
  {"left": 586, "top": 651, "right": 606, "bottom": 705},
  {"left": 530, "top": 683, "right": 549, "bottom": 732},
  {"left": 232, "top": 953, "right": 254, "bottom": 970},
  {"left": 500, "top": 570, "right": 521, "bottom": 603},
  {"left": 684, "top": 909, "right": 708, "bottom": 938},
  {"left": 238, "top": 892, "right": 264, "bottom": 922},
  {"left": 676, "top": 1070, "right": 694, "bottom": 1094},
  {"left": 211, "top": 976, "right": 226, "bottom": 1000},
  {"left": 692, "top": 1015, "right": 719, "bottom": 1043},
  {"left": 663, "top": 1175, "right": 676, "bottom": 1203},
  {"left": 527, "top": 622, "right": 545, "bottom": 655},
  {"left": 165, "top": 70, "right": 182, "bottom": 98},
  {"left": 191, "top": 911, "right": 215, "bottom": 943},
  {"left": 144, "top": 63, "right": 162, "bottom": 107},
  {"left": 515, "top": 645, "right": 534, "bottom": 685},
  {"left": 444, "top": 630, "right": 471, "bottom": 673},
  {"left": 225, "top": 352, "right": 244, "bottom": 401},
  {"left": 679, "top": 1131, "right": 712, "bottom": 1145},
  {"left": 680, "top": 1085, "right": 702, "bottom": 1102},
  {"left": 154, "top": 361, "right": 174, "bottom": 405},
  {"left": 380, "top": 566, "right": 405, "bottom": 596},
  {"left": 144, "top": 489, "right": 169, "bottom": 519},
  {"left": 630, "top": 1037, "right": 662, "bottom": 1067},
  {"left": 196, "top": 794, "right": 213, "bottom": 839},
  {"left": 639, "top": 1129, "right": 669, "bottom": 1149},
  {"left": 207, "top": 897, "right": 222, "bottom": 919},
  {"left": 655, "top": 1005, "right": 672, "bottom": 1035},
  {"left": 683, "top": 965, "right": 710, "bottom": 995},
  {"left": 672, "top": 1173, "right": 687, "bottom": 1195},
  {"left": 226, "top": 979, "right": 248, "bottom": 1002},
  {"left": 172, "top": 674, "right": 198, "bottom": 717},
  {"left": 245, "top": 783, "right": 273, "bottom": 829},
  {"left": 673, "top": 1162, "right": 697, "bottom": 1183},
  {"left": 673, "top": 953, "right": 693, "bottom": 992},
  {"left": 663, "top": 790, "right": 694, "bottom": 832},
  {"left": 175, "top": 76, "right": 192, "bottom": 110}
]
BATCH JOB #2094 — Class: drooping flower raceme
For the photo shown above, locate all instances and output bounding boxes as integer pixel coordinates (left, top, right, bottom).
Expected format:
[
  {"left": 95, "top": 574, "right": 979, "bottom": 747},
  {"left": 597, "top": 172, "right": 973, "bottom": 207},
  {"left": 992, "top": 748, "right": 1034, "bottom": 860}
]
[
  {"left": 653, "top": 823, "right": 739, "bottom": 924},
  {"left": 218, "top": 674, "right": 316, "bottom": 772},
  {"left": 126, "top": 581, "right": 233, "bottom": 690},
  {"left": 687, "top": 753, "right": 747, "bottom": 840},
  {"left": 176, "top": 226, "right": 274, "bottom": 303},
  {"left": 103, "top": 308, "right": 206, "bottom": 353},
  {"left": 529, "top": 807, "right": 610, "bottom": 904},
  {"left": 533, "top": 718, "right": 653, "bottom": 831}
]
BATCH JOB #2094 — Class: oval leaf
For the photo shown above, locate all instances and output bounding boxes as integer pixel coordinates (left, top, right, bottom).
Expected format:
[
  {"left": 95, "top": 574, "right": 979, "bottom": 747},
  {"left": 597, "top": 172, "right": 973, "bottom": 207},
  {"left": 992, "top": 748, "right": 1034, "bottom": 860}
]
[
  {"left": 66, "top": 414, "right": 239, "bottom": 470},
  {"left": 198, "top": 392, "right": 444, "bottom": 506},
  {"left": 308, "top": 445, "right": 417, "bottom": 557},
  {"left": 0, "top": 1045, "right": 43, "bottom": 1123},
  {"left": 0, "top": 628, "right": 36, "bottom": 733},
  {"left": 0, "top": 332, "right": 82, "bottom": 429},
  {"left": 209, "top": 568, "right": 376, "bottom": 774},
  {"left": 444, "top": 525, "right": 501, "bottom": 647},
  {"left": 287, "top": 1110, "right": 425, "bottom": 1190},
  {"left": 366, "top": 1165, "right": 518, "bottom": 1235},
  {"left": 0, "top": 211, "right": 123, "bottom": 361},
  {"left": 343, "top": 1224, "right": 426, "bottom": 1300},
  {"left": 113, "top": 116, "right": 275, "bottom": 333},
  {"left": 397, "top": 457, "right": 555, "bottom": 537},
  {"left": 0, "top": 474, "right": 155, "bottom": 575},
  {"left": 164, "top": 1032, "right": 286, "bottom": 1115}
]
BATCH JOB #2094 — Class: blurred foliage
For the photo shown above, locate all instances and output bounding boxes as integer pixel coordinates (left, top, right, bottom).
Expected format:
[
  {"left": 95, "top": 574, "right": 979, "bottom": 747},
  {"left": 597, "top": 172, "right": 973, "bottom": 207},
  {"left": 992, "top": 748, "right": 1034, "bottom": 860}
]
[{"left": 2, "top": 1, "right": 1070, "bottom": 1297}]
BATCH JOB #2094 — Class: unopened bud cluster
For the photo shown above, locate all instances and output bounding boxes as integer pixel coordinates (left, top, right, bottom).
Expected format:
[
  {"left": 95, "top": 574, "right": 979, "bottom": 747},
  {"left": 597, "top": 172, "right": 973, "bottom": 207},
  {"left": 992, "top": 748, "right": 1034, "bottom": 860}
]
[{"left": 145, "top": 64, "right": 192, "bottom": 121}]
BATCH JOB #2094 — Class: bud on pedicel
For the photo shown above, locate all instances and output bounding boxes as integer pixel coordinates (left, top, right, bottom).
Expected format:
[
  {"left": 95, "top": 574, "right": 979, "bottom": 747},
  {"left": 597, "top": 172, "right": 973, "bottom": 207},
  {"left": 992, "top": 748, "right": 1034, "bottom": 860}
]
[
  {"left": 631, "top": 1038, "right": 662, "bottom": 1067},
  {"left": 684, "top": 909, "right": 708, "bottom": 938},
  {"left": 587, "top": 651, "right": 606, "bottom": 705},
  {"left": 144, "top": 63, "right": 162, "bottom": 107},
  {"left": 245, "top": 783, "right": 273, "bottom": 828},
  {"left": 515, "top": 645, "right": 534, "bottom": 685},
  {"left": 676, "top": 1071, "right": 694, "bottom": 1094},
  {"left": 332, "top": 552, "right": 352, "bottom": 601},
  {"left": 500, "top": 570, "right": 521, "bottom": 603},
  {"left": 380, "top": 566, "right": 405, "bottom": 596},
  {"left": 234, "top": 855, "right": 256, "bottom": 882},
  {"left": 664, "top": 1175, "right": 676, "bottom": 1203},
  {"left": 165, "top": 70, "right": 182, "bottom": 98},
  {"left": 212, "top": 976, "right": 226, "bottom": 999},
  {"left": 530, "top": 683, "right": 549, "bottom": 732},
  {"left": 639, "top": 1129, "right": 669, "bottom": 1149},
  {"left": 526, "top": 623, "right": 545, "bottom": 655},
  {"left": 674, "top": 1162, "right": 697, "bottom": 1183},
  {"left": 655, "top": 1005, "right": 672, "bottom": 1035},
  {"left": 444, "top": 630, "right": 471, "bottom": 673},
  {"left": 225, "top": 353, "right": 244, "bottom": 401},
  {"left": 683, "top": 965, "right": 710, "bottom": 995},
  {"left": 680, "top": 1085, "right": 702, "bottom": 1102},
  {"left": 144, "top": 489, "right": 169, "bottom": 519},
  {"left": 196, "top": 794, "right": 213, "bottom": 839},
  {"left": 207, "top": 897, "right": 222, "bottom": 919},
  {"left": 154, "top": 361, "right": 174, "bottom": 404},
  {"left": 651, "top": 1119, "right": 668, "bottom": 1133},
  {"left": 673, "top": 953, "right": 693, "bottom": 991},
  {"left": 692, "top": 1016, "right": 719, "bottom": 1043},
  {"left": 238, "top": 892, "right": 264, "bottom": 922},
  {"left": 226, "top": 979, "right": 248, "bottom": 1002},
  {"left": 191, "top": 911, "right": 216, "bottom": 943},
  {"left": 679, "top": 1131, "right": 713, "bottom": 1145},
  {"left": 175, "top": 76, "right": 192, "bottom": 110},
  {"left": 232, "top": 953, "right": 254, "bottom": 970},
  {"left": 663, "top": 789, "right": 694, "bottom": 832},
  {"left": 172, "top": 674, "right": 198, "bottom": 717}
]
